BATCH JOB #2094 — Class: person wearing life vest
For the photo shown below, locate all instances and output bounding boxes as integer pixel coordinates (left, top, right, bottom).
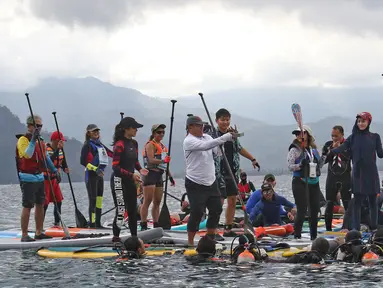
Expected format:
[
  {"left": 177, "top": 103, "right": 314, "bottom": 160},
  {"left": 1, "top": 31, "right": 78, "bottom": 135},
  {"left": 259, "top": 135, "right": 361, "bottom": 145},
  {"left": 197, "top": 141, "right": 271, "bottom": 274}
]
[
  {"left": 140, "top": 124, "right": 174, "bottom": 230},
  {"left": 43, "top": 131, "right": 69, "bottom": 226},
  {"left": 321, "top": 125, "right": 352, "bottom": 231},
  {"left": 80, "top": 124, "right": 113, "bottom": 228},
  {"left": 237, "top": 171, "right": 255, "bottom": 201},
  {"left": 16, "top": 115, "right": 59, "bottom": 242},
  {"left": 287, "top": 125, "right": 324, "bottom": 240}
]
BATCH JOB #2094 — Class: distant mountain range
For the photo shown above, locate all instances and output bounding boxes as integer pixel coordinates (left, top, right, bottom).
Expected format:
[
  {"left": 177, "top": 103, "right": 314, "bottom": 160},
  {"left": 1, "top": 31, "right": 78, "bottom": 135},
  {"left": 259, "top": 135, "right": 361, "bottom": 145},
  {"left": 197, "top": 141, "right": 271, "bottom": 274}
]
[{"left": 1, "top": 77, "right": 383, "bottom": 184}]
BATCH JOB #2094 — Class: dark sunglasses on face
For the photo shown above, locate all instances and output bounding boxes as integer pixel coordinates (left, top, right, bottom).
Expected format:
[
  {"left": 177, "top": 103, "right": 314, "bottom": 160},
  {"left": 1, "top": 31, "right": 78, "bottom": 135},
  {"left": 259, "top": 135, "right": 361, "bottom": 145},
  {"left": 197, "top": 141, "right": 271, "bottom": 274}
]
[
  {"left": 262, "top": 189, "right": 273, "bottom": 195},
  {"left": 36, "top": 124, "right": 43, "bottom": 128},
  {"left": 155, "top": 130, "right": 165, "bottom": 135}
]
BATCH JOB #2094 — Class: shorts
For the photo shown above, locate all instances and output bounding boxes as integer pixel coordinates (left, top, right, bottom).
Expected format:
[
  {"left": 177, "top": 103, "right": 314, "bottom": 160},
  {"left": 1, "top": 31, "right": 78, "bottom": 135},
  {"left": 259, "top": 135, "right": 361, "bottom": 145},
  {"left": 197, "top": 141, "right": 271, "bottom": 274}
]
[
  {"left": 219, "top": 176, "right": 238, "bottom": 199},
  {"left": 44, "top": 179, "right": 63, "bottom": 205},
  {"left": 21, "top": 181, "right": 45, "bottom": 208},
  {"left": 143, "top": 170, "right": 164, "bottom": 187}
]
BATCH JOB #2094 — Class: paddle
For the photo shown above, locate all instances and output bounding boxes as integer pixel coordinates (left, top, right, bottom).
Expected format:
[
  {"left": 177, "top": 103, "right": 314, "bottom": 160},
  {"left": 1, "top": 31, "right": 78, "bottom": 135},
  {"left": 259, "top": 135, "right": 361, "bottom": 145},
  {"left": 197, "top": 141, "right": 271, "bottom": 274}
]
[
  {"left": 158, "top": 99, "right": 177, "bottom": 229},
  {"left": 291, "top": 103, "right": 311, "bottom": 225},
  {"left": 24, "top": 93, "right": 71, "bottom": 239},
  {"left": 198, "top": 92, "right": 256, "bottom": 238},
  {"left": 52, "top": 112, "right": 88, "bottom": 228}
]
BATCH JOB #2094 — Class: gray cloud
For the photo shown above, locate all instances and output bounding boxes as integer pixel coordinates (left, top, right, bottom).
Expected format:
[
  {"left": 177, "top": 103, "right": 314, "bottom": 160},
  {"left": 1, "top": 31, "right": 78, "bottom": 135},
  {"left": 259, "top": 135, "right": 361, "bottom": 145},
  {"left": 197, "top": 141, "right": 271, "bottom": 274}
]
[{"left": 28, "top": 0, "right": 383, "bottom": 37}]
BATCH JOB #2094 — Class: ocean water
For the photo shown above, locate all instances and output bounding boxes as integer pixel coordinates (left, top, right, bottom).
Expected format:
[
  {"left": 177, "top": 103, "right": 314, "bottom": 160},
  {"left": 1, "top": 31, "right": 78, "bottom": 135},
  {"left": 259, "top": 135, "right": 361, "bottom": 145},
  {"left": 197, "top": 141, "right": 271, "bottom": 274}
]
[{"left": 1, "top": 174, "right": 383, "bottom": 288}]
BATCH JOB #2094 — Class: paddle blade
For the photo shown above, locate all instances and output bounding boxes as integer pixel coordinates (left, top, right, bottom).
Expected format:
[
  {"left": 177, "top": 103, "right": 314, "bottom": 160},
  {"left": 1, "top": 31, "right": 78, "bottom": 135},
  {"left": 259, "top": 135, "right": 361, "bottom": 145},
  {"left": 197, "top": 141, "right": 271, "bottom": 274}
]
[
  {"left": 291, "top": 103, "right": 303, "bottom": 129},
  {"left": 75, "top": 209, "right": 88, "bottom": 228},
  {"left": 158, "top": 202, "right": 171, "bottom": 230}
]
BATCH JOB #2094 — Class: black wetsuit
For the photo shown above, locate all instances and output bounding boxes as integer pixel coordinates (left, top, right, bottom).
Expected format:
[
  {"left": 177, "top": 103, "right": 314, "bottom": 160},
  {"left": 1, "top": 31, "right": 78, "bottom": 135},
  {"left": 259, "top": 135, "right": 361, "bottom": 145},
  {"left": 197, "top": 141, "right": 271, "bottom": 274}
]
[
  {"left": 322, "top": 140, "right": 352, "bottom": 231},
  {"left": 111, "top": 138, "right": 142, "bottom": 238}
]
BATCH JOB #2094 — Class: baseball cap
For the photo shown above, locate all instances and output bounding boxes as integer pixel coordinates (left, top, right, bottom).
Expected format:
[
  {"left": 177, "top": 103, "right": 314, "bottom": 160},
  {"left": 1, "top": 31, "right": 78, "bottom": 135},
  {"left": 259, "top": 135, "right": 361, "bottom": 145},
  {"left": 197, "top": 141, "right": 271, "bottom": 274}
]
[
  {"left": 51, "top": 131, "right": 66, "bottom": 141},
  {"left": 186, "top": 116, "right": 208, "bottom": 128},
  {"left": 151, "top": 124, "right": 166, "bottom": 132},
  {"left": 261, "top": 183, "right": 274, "bottom": 192},
  {"left": 120, "top": 117, "right": 143, "bottom": 129},
  {"left": 264, "top": 174, "right": 275, "bottom": 181},
  {"left": 292, "top": 125, "right": 315, "bottom": 141},
  {"left": 86, "top": 124, "right": 100, "bottom": 132}
]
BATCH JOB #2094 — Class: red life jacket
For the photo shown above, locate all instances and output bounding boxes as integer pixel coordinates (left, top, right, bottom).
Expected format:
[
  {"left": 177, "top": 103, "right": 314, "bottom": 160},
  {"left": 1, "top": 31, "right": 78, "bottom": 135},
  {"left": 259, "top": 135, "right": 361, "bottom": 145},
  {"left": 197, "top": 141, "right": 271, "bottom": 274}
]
[
  {"left": 15, "top": 134, "right": 46, "bottom": 174},
  {"left": 43, "top": 144, "right": 63, "bottom": 177},
  {"left": 238, "top": 182, "right": 250, "bottom": 199}
]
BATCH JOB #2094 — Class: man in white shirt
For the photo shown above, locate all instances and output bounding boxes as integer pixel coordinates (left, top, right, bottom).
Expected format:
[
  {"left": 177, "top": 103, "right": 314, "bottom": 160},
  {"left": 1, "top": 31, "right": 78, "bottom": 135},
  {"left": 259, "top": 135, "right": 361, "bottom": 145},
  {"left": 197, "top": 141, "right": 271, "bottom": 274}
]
[{"left": 183, "top": 116, "right": 234, "bottom": 246}]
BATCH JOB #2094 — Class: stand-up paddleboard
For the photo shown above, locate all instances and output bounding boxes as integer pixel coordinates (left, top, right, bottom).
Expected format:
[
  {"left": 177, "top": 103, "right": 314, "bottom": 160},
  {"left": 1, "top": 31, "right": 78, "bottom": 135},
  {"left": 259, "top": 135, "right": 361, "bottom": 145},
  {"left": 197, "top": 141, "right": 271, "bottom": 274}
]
[
  {"left": 37, "top": 245, "right": 304, "bottom": 259},
  {"left": 0, "top": 228, "right": 164, "bottom": 251}
]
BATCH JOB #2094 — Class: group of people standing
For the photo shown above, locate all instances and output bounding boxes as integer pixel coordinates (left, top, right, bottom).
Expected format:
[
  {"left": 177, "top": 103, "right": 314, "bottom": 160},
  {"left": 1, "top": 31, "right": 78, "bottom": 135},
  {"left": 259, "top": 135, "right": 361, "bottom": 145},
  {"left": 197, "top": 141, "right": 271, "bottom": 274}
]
[{"left": 14, "top": 108, "right": 383, "bottom": 246}]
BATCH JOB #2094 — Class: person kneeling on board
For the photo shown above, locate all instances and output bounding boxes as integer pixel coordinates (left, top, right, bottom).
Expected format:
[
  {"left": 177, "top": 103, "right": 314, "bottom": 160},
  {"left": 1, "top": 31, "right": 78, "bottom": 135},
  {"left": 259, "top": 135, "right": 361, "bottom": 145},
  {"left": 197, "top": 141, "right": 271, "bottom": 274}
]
[
  {"left": 249, "top": 183, "right": 296, "bottom": 227},
  {"left": 246, "top": 174, "right": 293, "bottom": 223},
  {"left": 117, "top": 236, "right": 146, "bottom": 261}
]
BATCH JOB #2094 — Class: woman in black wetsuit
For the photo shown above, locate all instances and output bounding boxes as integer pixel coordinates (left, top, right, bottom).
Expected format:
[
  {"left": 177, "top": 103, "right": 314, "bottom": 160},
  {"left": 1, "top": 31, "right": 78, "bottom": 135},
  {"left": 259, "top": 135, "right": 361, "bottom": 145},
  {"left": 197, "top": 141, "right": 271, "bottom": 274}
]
[{"left": 110, "top": 117, "right": 148, "bottom": 242}]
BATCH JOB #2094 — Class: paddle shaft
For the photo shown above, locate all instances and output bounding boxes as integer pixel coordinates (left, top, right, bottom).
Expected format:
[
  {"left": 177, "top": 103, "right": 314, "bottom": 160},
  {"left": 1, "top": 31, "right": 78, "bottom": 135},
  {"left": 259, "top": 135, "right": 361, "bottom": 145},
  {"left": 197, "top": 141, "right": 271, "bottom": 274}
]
[
  {"left": 163, "top": 100, "right": 177, "bottom": 202},
  {"left": 25, "top": 93, "right": 71, "bottom": 239},
  {"left": 198, "top": 93, "right": 255, "bottom": 237},
  {"left": 52, "top": 112, "right": 79, "bottom": 210}
]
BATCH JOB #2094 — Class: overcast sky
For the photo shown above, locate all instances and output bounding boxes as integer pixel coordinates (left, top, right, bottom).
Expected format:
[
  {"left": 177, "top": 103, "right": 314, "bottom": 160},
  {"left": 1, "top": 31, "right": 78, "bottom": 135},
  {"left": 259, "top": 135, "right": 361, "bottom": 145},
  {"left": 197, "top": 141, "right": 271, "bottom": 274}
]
[{"left": 1, "top": 0, "right": 383, "bottom": 97}]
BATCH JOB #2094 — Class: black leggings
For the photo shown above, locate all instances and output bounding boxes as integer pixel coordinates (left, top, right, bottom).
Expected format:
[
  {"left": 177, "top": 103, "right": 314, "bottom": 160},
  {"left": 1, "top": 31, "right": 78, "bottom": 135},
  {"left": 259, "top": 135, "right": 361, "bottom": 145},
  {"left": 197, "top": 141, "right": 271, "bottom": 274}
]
[
  {"left": 324, "top": 174, "right": 351, "bottom": 231},
  {"left": 292, "top": 177, "right": 321, "bottom": 240},
  {"left": 44, "top": 202, "right": 62, "bottom": 225},
  {"left": 353, "top": 194, "right": 378, "bottom": 231},
  {"left": 110, "top": 173, "right": 138, "bottom": 237},
  {"left": 86, "top": 173, "right": 104, "bottom": 227}
]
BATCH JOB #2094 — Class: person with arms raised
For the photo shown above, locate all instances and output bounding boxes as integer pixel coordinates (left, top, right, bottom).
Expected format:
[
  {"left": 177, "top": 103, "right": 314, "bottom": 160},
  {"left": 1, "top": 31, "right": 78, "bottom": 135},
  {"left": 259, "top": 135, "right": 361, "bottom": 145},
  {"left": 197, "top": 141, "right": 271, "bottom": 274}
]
[
  {"left": 140, "top": 124, "right": 174, "bottom": 230},
  {"left": 321, "top": 125, "right": 352, "bottom": 231},
  {"left": 111, "top": 117, "right": 148, "bottom": 242},
  {"left": 16, "top": 115, "right": 59, "bottom": 242},
  {"left": 249, "top": 183, "right": 296, "bottom": 227},
  {"left": 214, "top": 108, "right": 259, "bottom": 237},
  {"left": 43, "top": 131, "right": 69, "bottom": 226},
  {"left": 80, "top": 124, "right": 113, "bottom": 228},
  {"left": 332, "top": 112, "right": 383, "bottom": 231},
  {"left": 183, "top": 115, "right": 234, "bottom": 246},
  {"left": 287, "top": 125, "right": 324, "bottom": 240}
]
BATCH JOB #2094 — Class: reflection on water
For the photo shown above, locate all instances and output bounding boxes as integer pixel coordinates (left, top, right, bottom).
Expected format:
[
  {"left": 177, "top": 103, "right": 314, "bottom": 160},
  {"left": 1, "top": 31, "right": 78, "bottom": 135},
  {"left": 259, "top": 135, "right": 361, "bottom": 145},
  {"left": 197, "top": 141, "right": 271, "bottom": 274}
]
[{"left": 1, "top": 176, "right": 383, "bottom": 287}]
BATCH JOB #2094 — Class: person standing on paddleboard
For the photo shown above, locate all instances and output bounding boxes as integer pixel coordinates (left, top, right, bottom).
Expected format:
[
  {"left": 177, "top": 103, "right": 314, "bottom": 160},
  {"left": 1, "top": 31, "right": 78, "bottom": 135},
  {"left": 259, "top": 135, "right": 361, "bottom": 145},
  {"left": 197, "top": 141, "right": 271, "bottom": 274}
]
[
  {"left": 140, "top": 124, "right": 174, "bottom": 230},
  {"left": 287, "top": 125, "right": 324, "bottom": 240},
  {"left": 214, "top": 109, "right": 259, "bottom": 237},
  {"left": 332, "top": 112, "right": 383, "bottom": 231},
  {"left": 80, "top": 124, "right": 113, "bottom": 228},
  {"left": 111, "top": 117, "right": 148, "bottom": 242},
  {"left": 321, "top": 125, "right": 352, "bottom": 231},
  {"left": 183, "top": 115, "right": 234, "bottom": 246},
  {"left": 43, "top": 131, "right": 69, "bottom": 226},
  {"left": 16, "top": 115, "right": 59, "bottom": 242}
]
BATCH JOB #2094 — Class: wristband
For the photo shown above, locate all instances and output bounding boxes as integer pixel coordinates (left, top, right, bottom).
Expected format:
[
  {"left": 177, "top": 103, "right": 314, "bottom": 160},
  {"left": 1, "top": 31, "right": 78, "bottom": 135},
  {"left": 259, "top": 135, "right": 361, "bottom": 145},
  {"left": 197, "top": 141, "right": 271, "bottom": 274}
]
[{"left": 169, "top": 176, "right": 174, "bottom": 183}]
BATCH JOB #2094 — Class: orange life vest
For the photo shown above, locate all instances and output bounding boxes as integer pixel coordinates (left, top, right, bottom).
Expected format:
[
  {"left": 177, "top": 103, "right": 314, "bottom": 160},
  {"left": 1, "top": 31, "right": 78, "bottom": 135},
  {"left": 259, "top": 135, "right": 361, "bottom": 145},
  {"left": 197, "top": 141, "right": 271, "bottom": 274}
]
[
  {"left": 43, "top": 144, "right": 64, "bottom": 177},
  {"left": 15, "top": 134, "right": 46, "bottom": 174},
  {"left": 142, "top": 140, "right": 168, "bottom": 170}
]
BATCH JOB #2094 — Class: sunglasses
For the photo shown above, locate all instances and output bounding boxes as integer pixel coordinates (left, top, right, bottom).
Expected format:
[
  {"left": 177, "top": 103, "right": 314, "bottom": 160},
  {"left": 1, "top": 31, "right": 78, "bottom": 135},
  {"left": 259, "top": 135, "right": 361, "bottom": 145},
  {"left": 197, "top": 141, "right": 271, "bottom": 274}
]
[
  {"left": 262, "top": 190, "right": 273, "bottom": 195},
  {"left": 36, "top": 124, "right": 43, "bottom": 128},
  {"left": 155, "top": 130, "right": 165, "bottom": 135}
]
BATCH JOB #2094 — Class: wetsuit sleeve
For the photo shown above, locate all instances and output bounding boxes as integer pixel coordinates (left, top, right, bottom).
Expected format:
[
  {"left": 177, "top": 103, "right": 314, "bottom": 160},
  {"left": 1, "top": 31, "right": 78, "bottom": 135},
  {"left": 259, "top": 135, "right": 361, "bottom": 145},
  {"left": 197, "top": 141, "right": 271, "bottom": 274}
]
[
  {"left": 376, "top": 134, "right": 383, "bottom": 158},
  {"left": 134, "top": 140, "right": 142, "bottom": 171},
  {"left": 17, "top": 137, "right": 34, "bottom": 158},
  {"left": 279, "top": 196, "right": 295, "bottom": 209},
  {"left": 249, "top": 181, "right": 256, "bottom": 192},
  {"left": 112, "top": 141, "right": 134, "bottom": 179},
  {"left": 249, "top": 201, "right": 263, "bottom": 221},
  {"left": 45, "top": 151, "right": 58, "bottom": 173},
  {"left": 287, "top": 147, "right": 301, "bottom": 171},
  {"left": 80, "top": 143, "right": 90, "bottom": 167},
  {"left": 322, "top": 141, "right": 333, "bottom": 164},
  {"left": 184, "top": 134, "right": 232, "bottom": 151},
  {"left": 331, "top": 135, "right": 351, "bottom": 154},
  {"left": 279, "top": 206, "right": 287, "bottom": 215}
]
